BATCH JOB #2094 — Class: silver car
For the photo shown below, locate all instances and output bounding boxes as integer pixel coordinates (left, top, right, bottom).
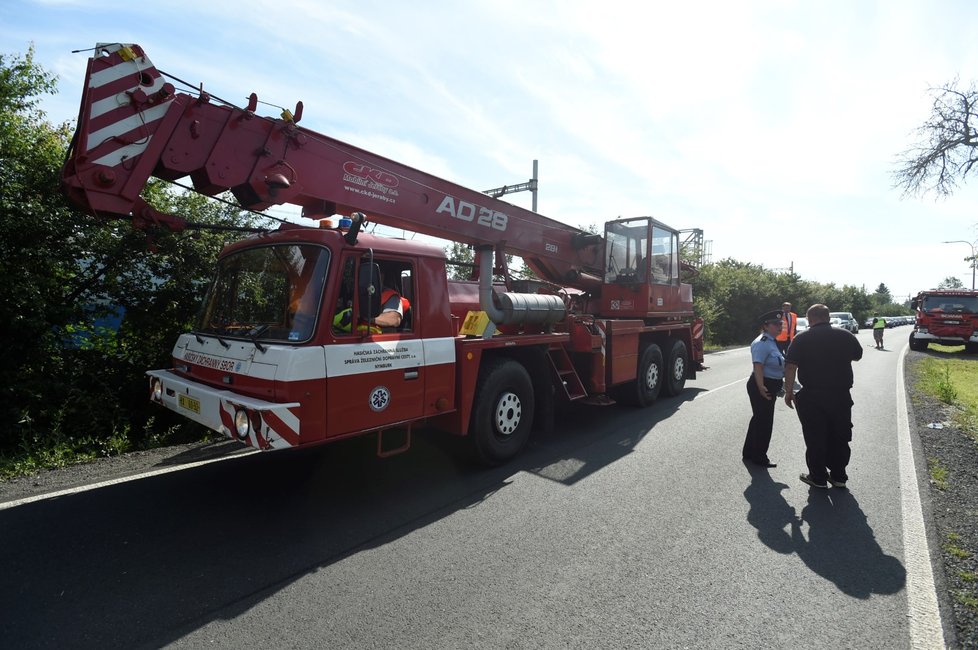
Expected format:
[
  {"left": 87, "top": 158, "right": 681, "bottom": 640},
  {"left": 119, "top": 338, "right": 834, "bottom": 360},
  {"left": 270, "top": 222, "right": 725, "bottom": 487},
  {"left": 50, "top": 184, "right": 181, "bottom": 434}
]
[{"left": 830, "top": 311, "right": 859, "bottom": 334}]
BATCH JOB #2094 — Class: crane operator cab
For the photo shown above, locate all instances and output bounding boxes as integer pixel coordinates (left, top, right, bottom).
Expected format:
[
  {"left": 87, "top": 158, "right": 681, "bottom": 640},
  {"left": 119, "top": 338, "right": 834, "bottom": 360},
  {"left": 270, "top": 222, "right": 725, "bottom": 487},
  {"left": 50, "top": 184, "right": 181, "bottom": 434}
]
[
  {"left": 601, "top": 217, "right": 690, "bottom": 319},
  {"left": 604, "top": 217, "right": 679, "bottom": 286}
]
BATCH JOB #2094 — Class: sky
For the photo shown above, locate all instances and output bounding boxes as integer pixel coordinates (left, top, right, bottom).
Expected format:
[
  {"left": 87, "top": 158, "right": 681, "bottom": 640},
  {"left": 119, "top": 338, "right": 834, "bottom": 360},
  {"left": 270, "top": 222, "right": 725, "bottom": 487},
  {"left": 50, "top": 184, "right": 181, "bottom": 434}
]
[{"left": 4, "top": 0, "right": 978, "bottom": 301}]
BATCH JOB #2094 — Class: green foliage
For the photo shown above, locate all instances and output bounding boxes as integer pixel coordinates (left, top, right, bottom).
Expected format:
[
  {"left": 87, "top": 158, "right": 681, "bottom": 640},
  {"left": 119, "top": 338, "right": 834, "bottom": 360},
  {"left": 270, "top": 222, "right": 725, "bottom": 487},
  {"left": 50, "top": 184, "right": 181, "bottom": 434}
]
[
  {"left": 929, "top": 457, "right": 949, "bottom": 490},
  {"left": 935, "top": 364, "right": 958, "bottom": 404},
  {"left": 0, "top": 46, "right": 266, "bottom": 464},
  {"left": 445, "top": 241, "right": 474, "bottom": 280},
  {"left": 873, "top": 283, "right": 892, "bottom": 306},
  {"left": 938, "top": 276, "right": 965, "bottom": 290},
  {"left": 687, "top": 259, "right": 874, "bottom": 345}
]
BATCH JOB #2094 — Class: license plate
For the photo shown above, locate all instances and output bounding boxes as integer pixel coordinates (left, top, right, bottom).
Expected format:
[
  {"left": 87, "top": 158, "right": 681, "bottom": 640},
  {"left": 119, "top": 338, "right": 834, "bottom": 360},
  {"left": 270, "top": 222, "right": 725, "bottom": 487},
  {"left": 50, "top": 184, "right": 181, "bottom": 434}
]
[{"left": 178, "top": 394, "right": 201, "bottom": 414}]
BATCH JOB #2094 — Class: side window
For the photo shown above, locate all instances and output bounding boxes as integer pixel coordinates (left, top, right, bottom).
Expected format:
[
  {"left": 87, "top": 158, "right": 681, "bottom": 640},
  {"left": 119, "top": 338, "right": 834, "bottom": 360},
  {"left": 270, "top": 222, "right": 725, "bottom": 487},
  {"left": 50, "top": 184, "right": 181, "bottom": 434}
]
[
  {"left": 651, "top": 226, "right": 674, "bottom": 285},
  {"left": 376, "top": 262, "right": 413, "bottom": 333},
  {"left": 331, "top": 257, "right": 415, "bottom": 335}
]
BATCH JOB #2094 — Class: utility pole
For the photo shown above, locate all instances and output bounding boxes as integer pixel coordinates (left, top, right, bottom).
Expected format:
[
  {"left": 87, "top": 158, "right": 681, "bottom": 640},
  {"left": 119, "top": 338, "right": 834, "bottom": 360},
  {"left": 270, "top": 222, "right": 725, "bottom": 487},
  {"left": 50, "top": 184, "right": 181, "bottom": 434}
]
[
  {"left": 942, "top": 240, "right": 977, "bottom": 290},
  {"left": 484, "top": 160, "right": 539, "bottom": 212}
]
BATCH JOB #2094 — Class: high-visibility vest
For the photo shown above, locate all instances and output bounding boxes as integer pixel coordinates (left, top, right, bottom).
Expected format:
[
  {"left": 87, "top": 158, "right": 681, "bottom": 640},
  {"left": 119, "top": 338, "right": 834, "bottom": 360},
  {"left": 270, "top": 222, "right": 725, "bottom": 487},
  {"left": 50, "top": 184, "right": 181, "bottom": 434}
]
[
  {"left": 333, "top": 290, "right": 411, "bottom": 334},
  {"left": 776, "top": 311, "right": 797, "bottom": 342},
  {"left": 381, "top": 289, "right": 411, "bottom": 316}
]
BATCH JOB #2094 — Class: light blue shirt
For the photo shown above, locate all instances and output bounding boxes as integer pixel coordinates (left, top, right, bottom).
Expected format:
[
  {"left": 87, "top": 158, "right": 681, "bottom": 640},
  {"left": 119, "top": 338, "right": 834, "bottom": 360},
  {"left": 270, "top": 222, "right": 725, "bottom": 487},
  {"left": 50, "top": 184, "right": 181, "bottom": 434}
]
[{"left": 751, "top": 333, "right": 785, "bottom": 380}]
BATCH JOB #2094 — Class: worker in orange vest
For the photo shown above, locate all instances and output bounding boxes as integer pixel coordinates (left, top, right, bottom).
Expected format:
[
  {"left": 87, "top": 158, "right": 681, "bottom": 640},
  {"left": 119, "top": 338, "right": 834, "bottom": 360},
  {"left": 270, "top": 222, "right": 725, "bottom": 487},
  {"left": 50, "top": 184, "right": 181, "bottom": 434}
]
[{"left": 775, "top": 301, "right": 797, "bottom": 354}]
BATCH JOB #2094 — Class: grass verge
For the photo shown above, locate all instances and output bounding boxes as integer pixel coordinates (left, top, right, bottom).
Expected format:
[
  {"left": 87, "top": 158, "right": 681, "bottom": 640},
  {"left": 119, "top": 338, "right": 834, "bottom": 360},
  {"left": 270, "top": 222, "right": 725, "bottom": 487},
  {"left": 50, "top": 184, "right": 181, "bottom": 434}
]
[
  {"left": 0, "top": 421, "right": 215, "bottom": 482},
  {"left": 916, "top": 351, "right": 978, "bottom": 439}
]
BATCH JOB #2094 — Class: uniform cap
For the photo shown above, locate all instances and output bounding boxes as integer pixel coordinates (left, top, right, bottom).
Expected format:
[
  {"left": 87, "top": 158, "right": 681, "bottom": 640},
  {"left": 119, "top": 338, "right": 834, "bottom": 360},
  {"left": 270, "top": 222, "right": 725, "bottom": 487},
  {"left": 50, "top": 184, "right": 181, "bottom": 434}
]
[{"left": 757, "top": 309, "right": 784, "bottom": 327}]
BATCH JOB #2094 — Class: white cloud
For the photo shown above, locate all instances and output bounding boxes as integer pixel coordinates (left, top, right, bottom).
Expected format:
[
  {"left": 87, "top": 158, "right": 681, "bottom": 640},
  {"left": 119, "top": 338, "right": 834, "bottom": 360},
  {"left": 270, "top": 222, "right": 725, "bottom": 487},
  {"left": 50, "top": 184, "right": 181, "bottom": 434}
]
[{"left": 8, "top": 0, "right": 978, "bottom": 294}]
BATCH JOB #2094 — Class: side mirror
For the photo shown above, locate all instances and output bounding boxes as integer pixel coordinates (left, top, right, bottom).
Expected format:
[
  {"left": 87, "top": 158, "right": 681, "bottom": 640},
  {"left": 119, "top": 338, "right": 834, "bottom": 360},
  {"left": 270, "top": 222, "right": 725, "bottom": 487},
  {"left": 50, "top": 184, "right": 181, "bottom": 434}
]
[{"left": 358, "top": 262, "right": 382, "bottom": 325}]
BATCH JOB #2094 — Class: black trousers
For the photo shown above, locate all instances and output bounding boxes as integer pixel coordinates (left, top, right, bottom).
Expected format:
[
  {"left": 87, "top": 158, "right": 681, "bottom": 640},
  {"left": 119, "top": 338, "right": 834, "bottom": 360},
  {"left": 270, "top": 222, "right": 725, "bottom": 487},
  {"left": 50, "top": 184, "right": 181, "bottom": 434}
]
[
  {"left": 794, "top": 388, "right": 853, "bottom": 483},
  {"left": 743, "top": 376, "right": 783, "bottom": 463}
]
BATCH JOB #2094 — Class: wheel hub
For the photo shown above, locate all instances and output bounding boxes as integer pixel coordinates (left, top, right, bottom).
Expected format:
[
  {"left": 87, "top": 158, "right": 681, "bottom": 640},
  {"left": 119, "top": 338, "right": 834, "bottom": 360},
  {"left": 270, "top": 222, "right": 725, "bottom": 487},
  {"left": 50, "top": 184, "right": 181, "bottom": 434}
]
[
  {"left": 494, "top": 392, "right": 522, "bottom": 436},
  {"left": 673, "top": 357, "right": 685, "bottom": 382},
  {"left": 645, "top": 364, "right": 659, "bottom": 390}
]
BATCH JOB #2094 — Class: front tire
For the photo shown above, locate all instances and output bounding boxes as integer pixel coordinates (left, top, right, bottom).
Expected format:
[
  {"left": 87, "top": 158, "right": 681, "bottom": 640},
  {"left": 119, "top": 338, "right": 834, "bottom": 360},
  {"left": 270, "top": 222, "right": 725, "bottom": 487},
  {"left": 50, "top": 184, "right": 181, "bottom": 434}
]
[
  {"left": 908, "top": 333, "right": 928, "bottom": 352},
  {"left": 470, "top": 358, "right": 535, "bottom": 466}
]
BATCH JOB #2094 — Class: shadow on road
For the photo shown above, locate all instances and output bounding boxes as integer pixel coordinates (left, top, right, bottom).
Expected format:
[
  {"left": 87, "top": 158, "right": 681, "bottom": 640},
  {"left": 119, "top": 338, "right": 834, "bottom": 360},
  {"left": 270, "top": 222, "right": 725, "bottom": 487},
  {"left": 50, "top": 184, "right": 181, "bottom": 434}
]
[
  {"left": 743, "top": 467, "right": 906, "bottom": 599},
  {"left": 0, "top": 389, "right": 701, "bottom": 649}
]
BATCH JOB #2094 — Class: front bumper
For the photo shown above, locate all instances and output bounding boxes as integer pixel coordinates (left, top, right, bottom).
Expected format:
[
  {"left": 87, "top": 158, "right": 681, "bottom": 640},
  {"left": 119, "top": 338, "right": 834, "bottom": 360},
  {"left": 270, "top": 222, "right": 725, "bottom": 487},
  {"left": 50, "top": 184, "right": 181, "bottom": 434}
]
[
  {"left": 911, "top": 331, "right": 978, "bottom": 345},
  {"left": 147, "top": 369, "right": 301, "bottom": 450}
]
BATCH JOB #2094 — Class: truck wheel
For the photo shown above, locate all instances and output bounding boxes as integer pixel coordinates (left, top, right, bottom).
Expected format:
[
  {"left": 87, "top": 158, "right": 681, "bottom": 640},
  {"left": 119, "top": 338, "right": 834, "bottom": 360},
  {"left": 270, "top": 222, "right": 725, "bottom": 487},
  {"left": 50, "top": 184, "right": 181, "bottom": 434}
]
[
  {"left": 470, "top": 358, "right": 535, "bottom": 466},
  {"left": 663, "top": 340, "right": 688, "bottom": 397},
  {"left": 908, "top": 333, "right": 928, "bottom": 352},
  {"left": 613, "top": 343, "right": 663, "bottom": 407}
]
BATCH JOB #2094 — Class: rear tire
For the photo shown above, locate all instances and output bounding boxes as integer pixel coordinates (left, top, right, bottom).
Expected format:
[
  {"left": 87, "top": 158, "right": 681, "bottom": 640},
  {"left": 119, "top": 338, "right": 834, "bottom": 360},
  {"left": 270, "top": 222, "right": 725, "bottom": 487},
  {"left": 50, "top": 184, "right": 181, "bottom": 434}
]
[
  {"left": 663, "top": 340, "right": 689, "bottom": 397},
  {"left": 613, "top": 343, "right": 663, "bottom": 407},
  {"left": 470, "top": 358, "right": 535, "bottom": 466}
]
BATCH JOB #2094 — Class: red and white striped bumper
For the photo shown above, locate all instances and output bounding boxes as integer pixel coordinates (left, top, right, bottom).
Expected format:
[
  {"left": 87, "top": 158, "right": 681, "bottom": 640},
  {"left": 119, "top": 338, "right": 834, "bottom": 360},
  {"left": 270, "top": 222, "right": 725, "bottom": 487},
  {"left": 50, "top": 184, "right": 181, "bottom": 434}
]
[{"left": 148, "top": 369, "right": 301, "bottom": 450}]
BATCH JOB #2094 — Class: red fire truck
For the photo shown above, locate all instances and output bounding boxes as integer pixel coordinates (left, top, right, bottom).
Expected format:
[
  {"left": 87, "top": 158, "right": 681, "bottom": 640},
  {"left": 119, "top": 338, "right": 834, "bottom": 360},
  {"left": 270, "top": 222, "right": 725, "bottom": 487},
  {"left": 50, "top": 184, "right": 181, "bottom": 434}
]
[
  {"left": 908, "top": 289, "right": 978, "bottom": 353},
  {"left": 61, "top": 43, "right": 705, "bottom": 464}
]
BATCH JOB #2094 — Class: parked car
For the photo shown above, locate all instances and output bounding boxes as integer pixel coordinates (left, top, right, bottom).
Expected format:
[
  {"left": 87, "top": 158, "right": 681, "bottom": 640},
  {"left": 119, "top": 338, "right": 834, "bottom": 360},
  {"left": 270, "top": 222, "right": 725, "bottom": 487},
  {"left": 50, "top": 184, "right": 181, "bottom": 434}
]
[
  {"left": 830, "top": 311, "right": 859, "bottom": 334},
  {"left": 796, "top": 317, "right": 809, "bottom": 335},
  {"left": 830, "top": 317, "right": 843, "bottom": 329}
]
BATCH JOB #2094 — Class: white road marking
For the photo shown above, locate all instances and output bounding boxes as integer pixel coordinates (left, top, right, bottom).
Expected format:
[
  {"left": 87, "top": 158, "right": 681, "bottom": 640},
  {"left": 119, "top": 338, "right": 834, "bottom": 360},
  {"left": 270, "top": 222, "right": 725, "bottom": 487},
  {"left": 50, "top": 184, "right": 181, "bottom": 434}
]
[
  {"left": 692, "top": 377, "right": 745, "bottom": 398},
  {"left": 896, "top": 344, "right": 946, "bottom": 648},
  {"left": 0, "top": 449, "right": 258, "bottom": 511}
]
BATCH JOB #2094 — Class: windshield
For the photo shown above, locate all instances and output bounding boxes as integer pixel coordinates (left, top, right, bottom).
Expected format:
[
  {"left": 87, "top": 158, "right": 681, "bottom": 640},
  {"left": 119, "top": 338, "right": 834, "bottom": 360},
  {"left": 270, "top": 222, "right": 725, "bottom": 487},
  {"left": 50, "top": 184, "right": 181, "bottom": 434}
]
[
  {"left": 196, "top": 244, "right": 330, "bottom": 343},
  {"left": 830, "top": 312, "right": 850, "bottom": 320},
  {"left": 921, "top": 295, "right": 978, "bottom": 314},
  {"left": 604, "top": 219, "right": 648, "bottom": 283}
]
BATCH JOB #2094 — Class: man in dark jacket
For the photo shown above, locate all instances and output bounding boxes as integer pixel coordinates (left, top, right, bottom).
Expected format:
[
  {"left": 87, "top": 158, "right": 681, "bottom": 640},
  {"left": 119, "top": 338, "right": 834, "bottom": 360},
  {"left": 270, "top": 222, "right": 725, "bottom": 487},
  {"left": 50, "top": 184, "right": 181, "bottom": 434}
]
[{"left": 784, "top": 304, "right": 863, "bottom": 489}]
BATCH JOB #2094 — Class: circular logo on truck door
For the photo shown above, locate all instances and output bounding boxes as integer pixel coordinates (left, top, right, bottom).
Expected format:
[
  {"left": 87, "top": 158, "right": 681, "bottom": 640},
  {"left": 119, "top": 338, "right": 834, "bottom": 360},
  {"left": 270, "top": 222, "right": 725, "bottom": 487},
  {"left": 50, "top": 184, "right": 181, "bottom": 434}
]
[{"left": 369, "top": 386, "right": 391, "bottom": 412}]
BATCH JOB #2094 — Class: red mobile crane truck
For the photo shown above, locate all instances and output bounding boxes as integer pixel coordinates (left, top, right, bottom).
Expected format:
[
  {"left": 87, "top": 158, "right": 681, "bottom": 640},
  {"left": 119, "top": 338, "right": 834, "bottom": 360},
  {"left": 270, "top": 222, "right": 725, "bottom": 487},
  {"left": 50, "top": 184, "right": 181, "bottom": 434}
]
[
  {"left": 908, "top": 289, "right": 978, "bottom": 353},
  {"left": 61, "top": 43, "right": 705, "bottom": 464}
]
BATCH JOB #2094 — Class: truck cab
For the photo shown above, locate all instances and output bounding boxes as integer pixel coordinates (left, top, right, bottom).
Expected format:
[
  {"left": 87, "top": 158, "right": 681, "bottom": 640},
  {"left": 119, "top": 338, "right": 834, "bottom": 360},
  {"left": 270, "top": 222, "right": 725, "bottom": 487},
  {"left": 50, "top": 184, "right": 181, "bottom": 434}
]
[{"left": 908, "top": 289, "right": 978, "bottom": 352}]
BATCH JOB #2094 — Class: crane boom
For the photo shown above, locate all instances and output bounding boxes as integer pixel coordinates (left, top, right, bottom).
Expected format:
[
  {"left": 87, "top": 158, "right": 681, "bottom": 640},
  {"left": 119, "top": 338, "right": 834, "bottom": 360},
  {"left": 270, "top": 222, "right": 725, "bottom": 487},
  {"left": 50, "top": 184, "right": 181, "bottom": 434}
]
[{"left": 62, "top": 43, "right": 603, "bottom": 288}]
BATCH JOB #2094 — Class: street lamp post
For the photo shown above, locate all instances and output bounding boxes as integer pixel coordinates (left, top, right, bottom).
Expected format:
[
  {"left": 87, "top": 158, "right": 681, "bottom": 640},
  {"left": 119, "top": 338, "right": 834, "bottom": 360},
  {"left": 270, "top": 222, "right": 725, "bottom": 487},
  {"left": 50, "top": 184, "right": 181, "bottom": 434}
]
[{"left": 942, "top": 240, "right": 977, "bottom": 290}]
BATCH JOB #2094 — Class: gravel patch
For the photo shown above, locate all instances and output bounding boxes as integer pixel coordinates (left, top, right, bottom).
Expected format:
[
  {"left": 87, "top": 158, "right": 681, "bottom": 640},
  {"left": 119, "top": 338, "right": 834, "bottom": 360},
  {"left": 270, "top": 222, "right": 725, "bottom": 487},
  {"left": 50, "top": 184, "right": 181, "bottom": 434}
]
[{"left": 905, "top": 351, "right": 978, "bottom": 648}]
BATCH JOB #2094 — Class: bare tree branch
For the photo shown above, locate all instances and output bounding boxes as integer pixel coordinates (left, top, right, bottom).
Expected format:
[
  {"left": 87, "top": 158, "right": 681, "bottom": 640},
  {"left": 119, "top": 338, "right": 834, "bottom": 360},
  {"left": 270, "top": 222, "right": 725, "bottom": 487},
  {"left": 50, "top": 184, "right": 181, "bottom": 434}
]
[{"left": 893, "top": 78, "right": 978, "bottom": 197}]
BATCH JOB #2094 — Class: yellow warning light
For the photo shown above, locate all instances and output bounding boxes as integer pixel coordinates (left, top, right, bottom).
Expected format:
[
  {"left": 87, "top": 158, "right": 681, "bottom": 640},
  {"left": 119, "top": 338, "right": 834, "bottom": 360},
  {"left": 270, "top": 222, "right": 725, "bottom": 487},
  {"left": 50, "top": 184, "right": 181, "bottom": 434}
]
[{"left": 119, "top": 46, "right": 136, "bottom": 62}]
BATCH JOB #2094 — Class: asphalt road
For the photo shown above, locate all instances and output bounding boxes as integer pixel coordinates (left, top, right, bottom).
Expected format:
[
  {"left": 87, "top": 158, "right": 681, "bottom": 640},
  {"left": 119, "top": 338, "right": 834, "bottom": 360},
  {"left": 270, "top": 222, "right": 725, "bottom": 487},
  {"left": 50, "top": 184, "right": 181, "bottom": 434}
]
[{"left": 0, "top": 328, "right": 942, "bottom": 649}]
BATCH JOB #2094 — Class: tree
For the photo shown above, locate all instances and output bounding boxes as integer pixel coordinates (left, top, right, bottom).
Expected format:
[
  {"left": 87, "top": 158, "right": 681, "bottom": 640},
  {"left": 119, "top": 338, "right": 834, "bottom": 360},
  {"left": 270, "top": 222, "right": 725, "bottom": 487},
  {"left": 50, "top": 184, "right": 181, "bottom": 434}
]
[
  {"left": 872, "top": 283, "right": 892, "bottom": 307},
  {"left": 937, "top": 276, "right": 965, "bottom": 289},
  {"left": 894, "top": 79, "right": 978, "bottom": 197},
  {"left": 445, "top": 242, "right": 474, "bottom": 280},
  {"left": 0, "top": 46, "right": 267, "bottom": 457}
]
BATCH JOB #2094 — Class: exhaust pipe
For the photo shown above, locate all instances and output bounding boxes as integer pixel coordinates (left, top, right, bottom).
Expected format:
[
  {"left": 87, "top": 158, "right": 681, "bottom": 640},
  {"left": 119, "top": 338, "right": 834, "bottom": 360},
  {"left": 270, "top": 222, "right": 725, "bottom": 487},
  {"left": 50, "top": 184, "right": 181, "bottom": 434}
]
[{"left": 477, "top": 246, "right": 566, "bottom": 327}]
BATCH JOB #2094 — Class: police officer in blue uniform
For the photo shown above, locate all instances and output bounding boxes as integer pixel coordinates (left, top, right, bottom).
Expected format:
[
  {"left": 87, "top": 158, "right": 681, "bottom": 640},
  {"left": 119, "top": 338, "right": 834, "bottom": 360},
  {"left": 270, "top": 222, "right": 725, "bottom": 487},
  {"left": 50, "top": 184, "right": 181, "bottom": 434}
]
[{"left": 743, "top": 309, "right": 785, "bottom": 468}]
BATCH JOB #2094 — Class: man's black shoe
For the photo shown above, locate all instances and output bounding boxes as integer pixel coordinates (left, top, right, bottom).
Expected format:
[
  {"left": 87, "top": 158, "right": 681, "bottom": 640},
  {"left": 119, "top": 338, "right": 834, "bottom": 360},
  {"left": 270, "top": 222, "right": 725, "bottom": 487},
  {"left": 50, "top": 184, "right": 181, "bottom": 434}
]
[
  {"left": 800, "top": 473, "right": 828, "bottom": 489},
  {"left": 743, "top": 458, "right": 777, "bottom": 468}
]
